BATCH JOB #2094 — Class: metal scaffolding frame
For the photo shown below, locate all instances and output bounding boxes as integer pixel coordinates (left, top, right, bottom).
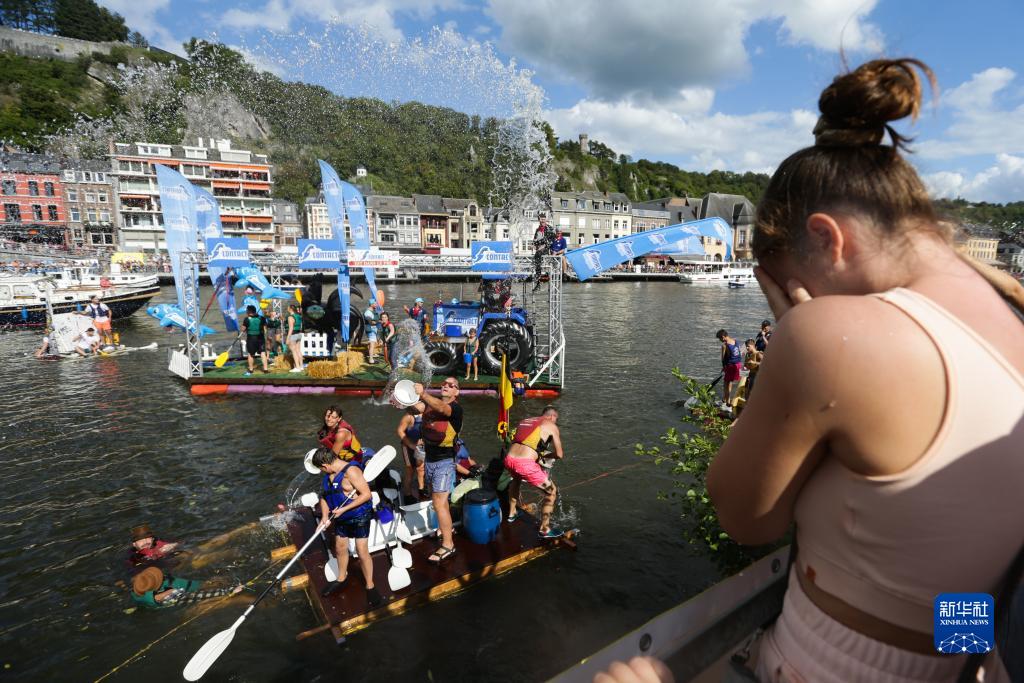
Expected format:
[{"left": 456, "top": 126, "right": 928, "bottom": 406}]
[{"left": 179, "top": 250, "right": 204, "bottom": 378}]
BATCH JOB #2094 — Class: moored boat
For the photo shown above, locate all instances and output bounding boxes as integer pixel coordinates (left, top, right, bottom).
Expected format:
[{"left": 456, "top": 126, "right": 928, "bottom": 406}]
[
  {"left": 0, "top": 265, "right": 160, "bottom": 328},
  {"left": 678, "top": 260, "right": 756, "bottom": 284}
]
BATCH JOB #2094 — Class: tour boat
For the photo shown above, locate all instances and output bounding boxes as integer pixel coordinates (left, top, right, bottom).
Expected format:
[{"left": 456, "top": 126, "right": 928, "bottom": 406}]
[
  {"left": 0, "top": 265, "right": 160, "bottom": 328},
  {"left": 678, "top": 260, "right": 756, "bottom": 284}
]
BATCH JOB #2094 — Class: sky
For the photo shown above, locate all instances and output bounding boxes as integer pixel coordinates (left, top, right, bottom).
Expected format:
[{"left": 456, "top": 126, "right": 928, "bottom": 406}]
[{"left": 98, "top": 0, "right": 1024, "bottom": 204}]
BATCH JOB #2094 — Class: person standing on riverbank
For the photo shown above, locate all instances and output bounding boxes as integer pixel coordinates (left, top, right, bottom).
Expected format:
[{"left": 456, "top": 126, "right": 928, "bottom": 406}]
[
  {"left": 504, "top": 405, "right": 564, "bottom": 538},
  {"left": 755, "top": 319, "right": 773, "bottom": 352},
  {"left": 716, "top": 329, "right": 743, "bottom": 407},
  {"left": 413, "top": 378, "right": 462, "bottom": 562},
  {"left": 742, "top": 339, "right": 762, "bottom": 398},
  {"left": 707, "top": 58, "right": 1023, "bottom": 682}
]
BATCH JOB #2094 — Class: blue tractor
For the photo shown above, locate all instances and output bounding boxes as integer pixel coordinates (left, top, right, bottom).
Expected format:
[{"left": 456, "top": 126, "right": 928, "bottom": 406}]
[{"left": 423, "top": 299, "right": 534, "bottom": 376}]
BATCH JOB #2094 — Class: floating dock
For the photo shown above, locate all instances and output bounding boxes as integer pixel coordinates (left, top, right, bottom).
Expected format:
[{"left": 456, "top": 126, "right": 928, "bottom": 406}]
[
  {"left": 282, "top": 506, "right": 575, "bottom": 642},
  {"left": 187, "top": 361, "right": 562, "bottom": 397}
]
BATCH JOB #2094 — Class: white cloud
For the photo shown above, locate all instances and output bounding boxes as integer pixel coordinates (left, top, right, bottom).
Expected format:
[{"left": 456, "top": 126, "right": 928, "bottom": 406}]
[
  {"left": 100, "top": 0, "right": 180, "bottom": 53},
  {"left": 917, "top": 67, "right": 1024, "bottom": 161},
  {"left": 487, "top": 0, "right": 882, "bottom": 102},
  {"left": 227, "top": 44, "right": 287, "bottom": 77},
  {"left": 923, "top": 154, "right": 1024, "bottom": 203},
  {"left": 219, "top": 0, "right": 463, "bottom": 42},
  {"left": 545, "top": 95, "right": 816, "bottom": 174}
]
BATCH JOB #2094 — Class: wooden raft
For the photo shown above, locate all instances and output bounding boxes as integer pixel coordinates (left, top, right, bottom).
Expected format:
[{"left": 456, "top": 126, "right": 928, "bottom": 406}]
[{"left": 284, "top": 506, "right": 574, "bottom": 642}]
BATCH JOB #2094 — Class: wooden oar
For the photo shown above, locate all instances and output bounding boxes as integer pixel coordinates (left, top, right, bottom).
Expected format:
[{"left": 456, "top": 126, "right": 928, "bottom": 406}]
[{"left": 183, "top": 447, "right": 395, "bottom": 681}]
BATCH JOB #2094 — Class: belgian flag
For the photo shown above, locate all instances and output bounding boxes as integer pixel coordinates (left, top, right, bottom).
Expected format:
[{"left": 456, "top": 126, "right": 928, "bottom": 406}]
[{"left": 497, "top": 352, "right": 514, "bottom": 442}]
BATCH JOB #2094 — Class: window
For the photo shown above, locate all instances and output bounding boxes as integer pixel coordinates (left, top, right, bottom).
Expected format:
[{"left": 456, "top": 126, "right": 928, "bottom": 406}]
[
  {"left": 560, "top": 199, "right": 569, "bottom": 209},
  {"left": 185, "top": 148, "right": 208, "bottom": 159},
  {"left": 67, "top": 189, "right": 78, "bottom": 202},
  {"left": 578, "top": 234, "right": 585, "bottom": 244},
  {"left": 62, "top": 170, "right": 76, "bottom": 182},
  {"left": 85, "top": 193, "right": 96, "bottom": 203},
  {"left": 469, "top": 206, "right": 477, "bottom": 216},
  {"left": 138, "top": 144, "right": 171, "bottom": 156},
  {"left": 604, "top": 202, "right": 612, "bottom": 211},
  {"left": 28, "top": 181, "right": 39, "bottom": 196},
  {"left": 87, "top": 208, "right": 97, "bottom": 222},
  {"left": 100, "top": 210, "right": 110, "bottom": 222},
  {"left": 613, "top": 203, "right": 619, "bottom": 211},
  {"left": 98, "top": 192, "right": 107, "bottom": 203},
  {"left": 70, "top": 207, "right": 80, "bottom": 222},
  {"left": 592, "top": 201, "right": 600, "bottom": 210},
  {"left": 613, "top": 220, "right": 619, "bottom": 229},
  {"left": 5, "top": 204, "right": 20, "bottom": 222},
  {"left": 48, "top": 205, "right": 58, "bottom": 221},
  {"left": 33, "top": 205, "right": 43, "bottom": 220},
  {"left": 2, "top": 180, "right": 14, "bottom": 195},
  {"left": 576, "top": 199, "right": 586, "bottom": 210},
  {"left": 44, "top": 182, "right": 54, "bottom": 196},
  {"left": 592, "top": 233, "right": 599, "bottom": 243}
]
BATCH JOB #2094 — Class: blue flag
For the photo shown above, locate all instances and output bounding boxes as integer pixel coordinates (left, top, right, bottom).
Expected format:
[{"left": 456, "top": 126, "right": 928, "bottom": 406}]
[
  {"left": 154, "top": 164, "right": 198, "bottom": 311},
  {"left": 193, "top": 186, "right": 237, "bottom": 332},
  {"left": 340, "top": 181, "right": 378, "bottom": 297},
  {"left": 565, "top": 218, "right": 732, "bottom": 281},
  {"left": 318, "top": 160, "right": 350, "bottom": 343}
]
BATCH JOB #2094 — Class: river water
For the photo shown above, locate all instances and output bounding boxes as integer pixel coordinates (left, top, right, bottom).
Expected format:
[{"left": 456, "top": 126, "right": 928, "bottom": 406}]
[{"left": 0, "top": 281, "right": 770, "bottom": 682}]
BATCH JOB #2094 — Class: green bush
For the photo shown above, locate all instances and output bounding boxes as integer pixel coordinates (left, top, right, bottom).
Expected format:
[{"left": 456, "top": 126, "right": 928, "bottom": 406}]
[{"left": 636, "top": 368, "right": 776, "bottom": 574}]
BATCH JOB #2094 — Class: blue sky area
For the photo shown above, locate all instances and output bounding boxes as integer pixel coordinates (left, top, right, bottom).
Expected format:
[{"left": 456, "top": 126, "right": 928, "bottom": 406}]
[{"left": 100, "top": 0, "right": 1024, "bottom": 203}]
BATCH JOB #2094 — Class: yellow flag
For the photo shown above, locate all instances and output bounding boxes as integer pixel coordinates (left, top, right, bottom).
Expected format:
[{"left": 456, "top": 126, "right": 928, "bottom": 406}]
[{"left": 497, "top": 352, "right": 513, "bottom": 439}]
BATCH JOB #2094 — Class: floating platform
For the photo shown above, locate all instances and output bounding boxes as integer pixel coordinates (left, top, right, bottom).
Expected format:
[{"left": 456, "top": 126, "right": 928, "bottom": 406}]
[
  {"left": 188, "top": 361, "right": 562, "bottom": 398},
  {"left": 283, "top": 506, "right": 576, "bottom": 642}
]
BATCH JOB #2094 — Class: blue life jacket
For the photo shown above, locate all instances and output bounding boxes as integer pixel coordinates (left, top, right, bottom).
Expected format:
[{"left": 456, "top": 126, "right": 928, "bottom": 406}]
[
  {"left": 407, "top": 414, "right": 422, "bottom": 442},
  {"left": 725, "top": 341, "right": 742, "bottom": 365},
  {"left": 322, "top": 463, "right": 371, "bottom": 520}
]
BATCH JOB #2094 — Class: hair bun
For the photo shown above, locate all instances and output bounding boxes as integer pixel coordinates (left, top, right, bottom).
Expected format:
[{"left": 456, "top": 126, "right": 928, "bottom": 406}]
[{"left": 815, "top": 58, "right": 935, "bottom": 149}]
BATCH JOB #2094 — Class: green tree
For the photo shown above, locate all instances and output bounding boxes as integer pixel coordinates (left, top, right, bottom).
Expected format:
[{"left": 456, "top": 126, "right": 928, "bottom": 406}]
[{"left": 53, "top": 0, "right": 128, "bottom": 41}]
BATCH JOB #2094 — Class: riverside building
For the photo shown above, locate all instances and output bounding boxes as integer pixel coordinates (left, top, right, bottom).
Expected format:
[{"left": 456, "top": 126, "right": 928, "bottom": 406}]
[
  {"left": 111, "top": 138, "right": 275, "bottom": 252},
  {"left": 0, "top": 151, "right": 67, "bottom": 246}
]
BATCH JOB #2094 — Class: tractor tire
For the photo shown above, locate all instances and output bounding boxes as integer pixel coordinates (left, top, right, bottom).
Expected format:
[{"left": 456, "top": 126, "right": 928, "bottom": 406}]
[
  {"left": 478, "top": 320, "right": 532, "bottom": 374},
  {"left": 424, "top": 341, "right": 460, "bottom": 375},
  {"left": 348, "top": 304, "right": 365, "bottom": 344}
]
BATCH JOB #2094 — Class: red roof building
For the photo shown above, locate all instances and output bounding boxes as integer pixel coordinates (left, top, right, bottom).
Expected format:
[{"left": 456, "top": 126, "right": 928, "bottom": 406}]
[{"left": 0, "top": 153, "right": 68, "bottom": 246}]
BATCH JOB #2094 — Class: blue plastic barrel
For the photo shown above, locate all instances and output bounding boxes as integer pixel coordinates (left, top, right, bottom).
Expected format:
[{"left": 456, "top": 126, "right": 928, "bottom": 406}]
[{"left": 462, "top": 489, "right": 501, "bottom": 544}]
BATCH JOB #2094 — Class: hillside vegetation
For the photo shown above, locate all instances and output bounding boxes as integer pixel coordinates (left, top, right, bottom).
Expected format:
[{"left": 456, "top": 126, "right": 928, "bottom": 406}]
[{"left": 0, "top": 34, "right": 1020, "bottom": 235}]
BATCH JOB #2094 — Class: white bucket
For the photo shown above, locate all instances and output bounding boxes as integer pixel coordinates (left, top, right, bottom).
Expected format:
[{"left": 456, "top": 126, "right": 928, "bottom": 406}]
[{"left": 391, "top": 379, "right": 419, "bottom": 408}]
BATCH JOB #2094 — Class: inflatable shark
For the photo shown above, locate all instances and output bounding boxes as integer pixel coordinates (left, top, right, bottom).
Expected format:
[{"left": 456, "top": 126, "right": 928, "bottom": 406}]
[
  {"left": 232, "top": 264, "right": 291, "bottom": 300},
  {"left": 146, "top": 304, "right": 216, "bottom": 336}
]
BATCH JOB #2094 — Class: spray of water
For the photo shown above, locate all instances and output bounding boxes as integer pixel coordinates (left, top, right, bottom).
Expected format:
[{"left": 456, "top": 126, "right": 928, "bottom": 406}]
[{"left": 380, "top": 318, "right": 434, "bottom": 404}]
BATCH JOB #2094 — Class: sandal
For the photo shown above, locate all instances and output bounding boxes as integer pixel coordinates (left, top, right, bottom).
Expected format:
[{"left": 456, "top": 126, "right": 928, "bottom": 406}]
[
  {"left": 506, "top": 513, "right": 518, "bottom": 523},
  {"left": 428, "top": 546, "right": 456, "bottom": 563},
  {"left": 538, "top": 528, "right": 565, "bottom": 540}
]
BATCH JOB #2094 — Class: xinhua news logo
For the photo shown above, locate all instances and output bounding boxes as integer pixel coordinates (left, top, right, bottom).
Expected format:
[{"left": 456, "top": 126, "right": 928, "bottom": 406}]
[{"left": 934, "top": 593, "right": 994, "bottom": 654}]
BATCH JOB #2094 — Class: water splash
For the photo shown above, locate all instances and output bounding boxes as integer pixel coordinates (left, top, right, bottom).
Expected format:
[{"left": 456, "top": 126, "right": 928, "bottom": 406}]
[{"left": 380, "top": 318, "right": 433, "bottom": 404}]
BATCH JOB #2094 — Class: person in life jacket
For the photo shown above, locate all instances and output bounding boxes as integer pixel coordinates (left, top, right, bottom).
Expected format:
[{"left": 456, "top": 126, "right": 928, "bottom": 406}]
[
  {"left": 717, "top": 328, "right": 744, "bottom": 409},
  {"left": 129, "top": 524, "right": 179, "bottom": 566},
  {"left": 403, "top": 297, "right": 427, "bottom": 338},
  {"left": 318, "top": 405, "right": 366, "bottom": 464},
  {"left": 85, "top": 295, "right": 114, "bottom": 346},
  {"left": 504, "top": 405, "right": 565, "bottom": 538},
  {"left": 412, "top": 378, "right": 463, "bottom": 563},
  {"left": 130, "top": 567, "right": 242, "bottom": 609},
  {"left": 243, "top": 305, "right": 269, "bottom": 375},
  {"left": 312, "top": 447, "right": 381, "bottom": 606}
]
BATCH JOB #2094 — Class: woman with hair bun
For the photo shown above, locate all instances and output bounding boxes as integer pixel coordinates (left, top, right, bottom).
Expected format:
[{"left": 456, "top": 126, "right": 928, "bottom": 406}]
[{"left": 705, "top": 59, "right": 1023, "bottom": 682}]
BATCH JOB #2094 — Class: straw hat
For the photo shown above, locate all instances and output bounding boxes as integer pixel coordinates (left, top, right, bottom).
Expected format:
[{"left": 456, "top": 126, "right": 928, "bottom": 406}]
[
  {"left": 131, "top": 524, "right": 155, "bottom": 542},
  {"left": 132, "top": 567, "right": 164, "bottom": 595}
]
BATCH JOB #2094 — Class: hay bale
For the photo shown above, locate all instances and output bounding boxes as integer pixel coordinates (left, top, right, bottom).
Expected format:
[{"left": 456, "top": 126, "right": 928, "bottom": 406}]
[
  {"left": 271, "top": 355, "right": 294, "bottom": 372},
  {"left": 304, "top": 351, "right": 367, "bottom": 379}
]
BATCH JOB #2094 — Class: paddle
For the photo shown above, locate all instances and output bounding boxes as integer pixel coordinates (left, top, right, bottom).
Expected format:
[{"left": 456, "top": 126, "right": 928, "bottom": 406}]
[
  {"left": 183, "top": 447, "right": 396, "bottom": 681},
  {"left": 708, "top": 371, "right": 725, "bottom": 389},
  {"left": 295, "top": 287, "right": 303, "bottom": 305},
  {"left": 390, "top": 503, "right": 413, "bottom": 570},
  {"left": 383, "top": 510, "right": 411, "bottom": 591},
  {"left": 214, "top": 332, "right": 244, "bottom": 368},
  {"left": 376, "top": 289, "right": 385, "bottom": 308}
]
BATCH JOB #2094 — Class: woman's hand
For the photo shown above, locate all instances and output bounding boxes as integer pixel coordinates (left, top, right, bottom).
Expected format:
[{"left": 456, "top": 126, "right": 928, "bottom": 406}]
[
  {"left": 593, "top": 657, "right": 674, "bottom": 683},
  {"left": 754, "top": 266, "right": 812, "bottom": 320}
]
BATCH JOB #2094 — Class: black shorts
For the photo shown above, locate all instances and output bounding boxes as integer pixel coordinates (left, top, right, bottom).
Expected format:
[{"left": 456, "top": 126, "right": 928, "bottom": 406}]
[
  {"left": 333, "top": 509, "right": 372, "bottom": 539},
  {"left": 245, "top": 335, "right": 265, "bottom": 356}
]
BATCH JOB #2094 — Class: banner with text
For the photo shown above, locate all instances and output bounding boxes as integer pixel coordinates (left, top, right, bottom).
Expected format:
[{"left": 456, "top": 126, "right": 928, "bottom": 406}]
[
  {"left": 340, "top": 181, "right": 378, "bottom": 296},
  {"left": 205, "top": 237, "right": 250, "bottom": 268},
  {"left": 471, "top": 240, "right": 514, "bottom": 273},
  {"left": 154, "top": 164, "right": 197, "bottom": 312},
  {"left": 348, "top": 249, "right": 400, "bottom": 268},
  {"left": 565, "top": 218, "right": 733, "bottom": 281},
  {"left": 298, "top": 239, "right": 343, "bottom": 269},
  {"left": 317, "top": 159, "right": 350, "bottom": 342}
]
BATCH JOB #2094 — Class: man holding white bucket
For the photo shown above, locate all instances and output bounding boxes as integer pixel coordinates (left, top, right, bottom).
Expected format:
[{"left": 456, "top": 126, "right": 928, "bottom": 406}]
[{"left": 408, "top": 378, "right": 463, "bottom": 563}]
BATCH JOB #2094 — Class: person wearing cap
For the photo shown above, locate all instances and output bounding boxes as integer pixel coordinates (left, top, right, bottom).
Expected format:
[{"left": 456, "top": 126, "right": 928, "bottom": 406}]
[
  {"left": 130, "top": 567, "right": 242, "bottom": 609},
  {"left": 412, "top": 377, "right": 463, "bottom": 563},
  {"left": 129, "top": 524, "right": 179, "bottom": 566},
  {"left": 403, "top": 297, "right": 427, "bottom": 337},
  {"left": 74, "top": 327, "right": 102, "bottom": 356},
  {"left": 755, "top": 319, "right": 773, "bottom": 352}
]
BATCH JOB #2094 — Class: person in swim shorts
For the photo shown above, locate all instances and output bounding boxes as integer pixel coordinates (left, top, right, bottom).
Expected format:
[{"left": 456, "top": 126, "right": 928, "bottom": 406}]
[
  {"left": 504, "top": 405, "right": 564, "bottom": 538},
  {"left": 85, "top": 295, "right": 113, "bottom": 346},
  {"left": 717, "top": 328, "right": 743, "bottom": 408},
  {"left": 242, "top": 305, "right": 268, "bottom": 375},
  {"left": 412, "top": 377, "right": 463, "bottom": 563},
  {"left": 313, "top": 447, "right": 380, "bottom": 606}
]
